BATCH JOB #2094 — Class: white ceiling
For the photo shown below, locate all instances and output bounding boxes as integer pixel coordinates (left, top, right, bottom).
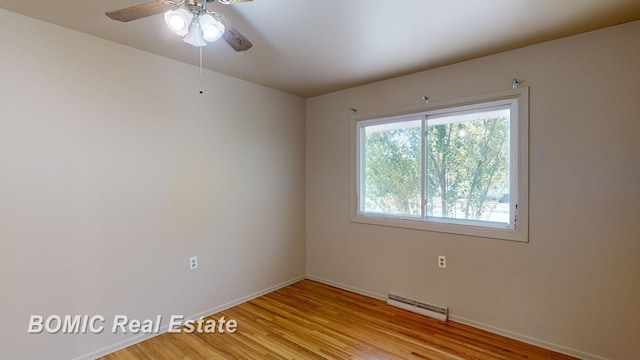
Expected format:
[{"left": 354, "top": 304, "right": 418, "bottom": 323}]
[{"left": 1, "top": 0, "right": 639, "bottom": 97}]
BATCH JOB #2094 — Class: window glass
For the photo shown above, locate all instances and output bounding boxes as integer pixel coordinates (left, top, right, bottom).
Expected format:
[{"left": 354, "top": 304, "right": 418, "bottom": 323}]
[
  {"left": 426, "top": 106, "right": 511, "bottom": 226},
  {"left": 361, "top": 119, "right": 422, "bottom": 217}
]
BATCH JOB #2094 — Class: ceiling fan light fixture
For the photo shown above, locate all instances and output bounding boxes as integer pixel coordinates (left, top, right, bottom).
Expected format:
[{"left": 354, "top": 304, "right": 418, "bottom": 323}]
[
  {"left": 183, "top": 21, "right": 207, "bottom": 47},
  {"left": 106, "top": 0, "right": 253, "bottom": 51},
  {"left": 199, "top": 14, "right": 225, "bottom": 42},
  {"left": 164, "top": 8, "right": 193, "bottom": 36}
]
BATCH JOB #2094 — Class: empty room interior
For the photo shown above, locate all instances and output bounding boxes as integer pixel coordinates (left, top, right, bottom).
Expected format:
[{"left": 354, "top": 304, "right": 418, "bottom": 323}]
[{"left": 1, "top": 1, "right": 639, "bottom": 359}]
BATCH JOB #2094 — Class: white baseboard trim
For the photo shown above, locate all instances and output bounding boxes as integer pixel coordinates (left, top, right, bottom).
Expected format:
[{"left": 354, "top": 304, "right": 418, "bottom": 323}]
[
  {"left": 450, "top": 315, "right": 608, "bottom": 360},
  {"left": 74, "top": 275, "right": 306, "bottom": 360},
  {"left": 305, "top": 275, "right": 387, "bottom": 301},
  {"left": 306, "top": 276, "right": 607, "bottom": 360}
]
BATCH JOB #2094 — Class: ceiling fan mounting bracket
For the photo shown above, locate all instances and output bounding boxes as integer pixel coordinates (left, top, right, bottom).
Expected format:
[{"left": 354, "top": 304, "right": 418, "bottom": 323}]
[{"left": 185, "top": 0, "right": 207, "bottom": 14}]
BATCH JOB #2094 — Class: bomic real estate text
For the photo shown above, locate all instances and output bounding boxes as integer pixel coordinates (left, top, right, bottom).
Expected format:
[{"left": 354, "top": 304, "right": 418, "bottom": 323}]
[{"left": 27, "top": 314, "right": 238, "bottom": 335}]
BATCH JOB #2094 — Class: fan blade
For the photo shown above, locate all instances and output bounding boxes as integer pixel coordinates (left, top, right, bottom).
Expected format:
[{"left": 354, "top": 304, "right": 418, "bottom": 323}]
[
  {"left": 214, "top": 13, "right": 253, "bottom": 51},
  {"left": 106, "top": 1, "right": 175, "bottom": 22}
]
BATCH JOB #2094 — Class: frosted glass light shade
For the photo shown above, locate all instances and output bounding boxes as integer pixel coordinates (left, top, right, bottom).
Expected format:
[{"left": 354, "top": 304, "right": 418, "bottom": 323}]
[
  {"left": 199, "top": 14, "right": 225, "bottom": 42},
  {"left": 164, "top": 8, "right": 193, "bottom": 36},
  {"left": 183, "top": 22, "right": 207, "bottom": 47}
]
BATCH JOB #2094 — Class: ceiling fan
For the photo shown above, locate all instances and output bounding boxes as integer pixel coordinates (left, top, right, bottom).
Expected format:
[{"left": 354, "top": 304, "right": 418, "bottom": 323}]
[{"left": 106, "top": 0, "right": 253, "bottom": 50}]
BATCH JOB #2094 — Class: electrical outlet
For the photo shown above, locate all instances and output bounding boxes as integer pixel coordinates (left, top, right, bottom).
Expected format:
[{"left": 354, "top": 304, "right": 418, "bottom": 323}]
[
  {"left": 438, "top": 255, "right": 447, "bottom": 269},
  {"left": 189, "top": 256, "right": 198, "bottom": 270}
]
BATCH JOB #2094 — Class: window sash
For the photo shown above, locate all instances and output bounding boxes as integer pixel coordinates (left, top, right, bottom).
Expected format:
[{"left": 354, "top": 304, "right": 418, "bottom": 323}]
[
  {"left": 357, "top": 114, "right": 425, "bottom": 219},
  {"left": 424, "top": 99, "right": 517, "bottom": 229}
]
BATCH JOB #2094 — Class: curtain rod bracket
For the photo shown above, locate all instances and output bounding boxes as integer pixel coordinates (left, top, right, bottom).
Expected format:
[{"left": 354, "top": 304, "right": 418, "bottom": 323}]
[
  {"left": 512, "top": 79, "right": 520, "bottom": 89},
  {"left": 422, "top": 96, "right": 429, "bottom": 104}
]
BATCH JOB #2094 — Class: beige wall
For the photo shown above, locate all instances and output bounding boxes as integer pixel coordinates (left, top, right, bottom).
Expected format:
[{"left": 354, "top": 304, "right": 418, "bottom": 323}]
[
  {"left": 0, "top": 9, "right": 305, "bottom": 360},
  {"left": 306, "top": 21, "right": 640, "bottom": 360}
]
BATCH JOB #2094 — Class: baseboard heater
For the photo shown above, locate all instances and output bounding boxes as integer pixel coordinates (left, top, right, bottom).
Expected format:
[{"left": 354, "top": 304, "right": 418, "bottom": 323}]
[{"left": 387, "top": 293, "right": 448, "bottom": 321}]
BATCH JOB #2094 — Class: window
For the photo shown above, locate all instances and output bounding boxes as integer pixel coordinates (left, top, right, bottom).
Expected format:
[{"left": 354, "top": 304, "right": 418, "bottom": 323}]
[{"left": 353, "top": 88, "right": 528, "bottom": 241}]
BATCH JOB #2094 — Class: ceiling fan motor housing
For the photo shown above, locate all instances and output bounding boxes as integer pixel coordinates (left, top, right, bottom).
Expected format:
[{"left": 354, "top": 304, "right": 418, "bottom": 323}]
[{"left": 186, "top": 0, "right": 207, "bottom": 14}]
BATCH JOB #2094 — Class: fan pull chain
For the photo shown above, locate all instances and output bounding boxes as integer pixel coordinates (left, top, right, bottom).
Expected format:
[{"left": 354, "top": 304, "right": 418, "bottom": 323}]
[{"left": 199, "top": 46, "right": 204, "bottom": 94}]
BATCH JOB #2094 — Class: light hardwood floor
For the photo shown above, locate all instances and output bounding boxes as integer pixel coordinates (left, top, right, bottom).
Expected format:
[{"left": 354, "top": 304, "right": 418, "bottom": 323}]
[{"left": 101, "top": 280, "right": 576, "bottom": 359}]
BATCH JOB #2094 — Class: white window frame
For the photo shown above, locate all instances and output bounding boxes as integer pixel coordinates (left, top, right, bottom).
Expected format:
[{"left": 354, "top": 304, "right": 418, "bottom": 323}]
[{"left": 351, "top": 87, "right": 529, "bottom": 242}]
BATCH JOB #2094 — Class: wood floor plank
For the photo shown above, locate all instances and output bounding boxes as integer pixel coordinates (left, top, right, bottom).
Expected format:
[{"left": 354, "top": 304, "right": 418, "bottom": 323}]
[{"left": 100, "top": 280, "right": 577, "bottom": 360}]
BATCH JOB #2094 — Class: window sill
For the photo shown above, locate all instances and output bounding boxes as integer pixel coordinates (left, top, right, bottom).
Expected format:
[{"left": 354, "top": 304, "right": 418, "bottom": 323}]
[{"left": 351, "top": 214, "right": 528, "bottom": 242}]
